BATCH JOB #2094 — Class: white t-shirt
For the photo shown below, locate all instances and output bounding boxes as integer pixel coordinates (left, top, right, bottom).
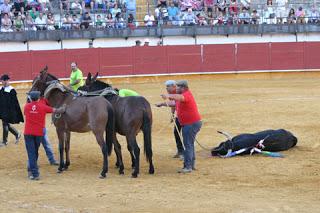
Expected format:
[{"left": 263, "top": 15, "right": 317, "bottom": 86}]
[
  {"left": 35, "top": 17, "right": 47, "bottom": 25},
  {"left": 144, "top": 14, "right": 155, "bottom": 26}
]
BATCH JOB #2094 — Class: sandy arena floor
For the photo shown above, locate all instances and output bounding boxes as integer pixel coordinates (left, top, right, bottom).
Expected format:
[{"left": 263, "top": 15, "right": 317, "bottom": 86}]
[{"left": 0, "top": 74, "right": 319, "bottom": 213}]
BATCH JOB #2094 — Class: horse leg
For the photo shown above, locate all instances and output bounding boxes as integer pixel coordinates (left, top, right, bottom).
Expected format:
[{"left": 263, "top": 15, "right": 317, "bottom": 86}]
[
  {"left": 94, "top": 132, "right": 108, "bottom": 179},
  {"left": 127, "top": 144, "right": 135, "bottom": 169},
  {"left": 56, "top": 129, "right": 65, "bottom": 173},
  {"left": 113, "top": 135, "right": 124, "bottom": 175},
  {"left": 127, "top": 135, "right": 140, "bottom": 178},
  {"left": 64, "top": 131, "right": 71, "bottom": 170}
]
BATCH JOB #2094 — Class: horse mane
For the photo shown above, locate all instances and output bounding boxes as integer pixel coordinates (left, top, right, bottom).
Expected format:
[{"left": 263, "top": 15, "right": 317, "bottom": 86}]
[
  {"left": 94, "top": 79, "right": 112, "bottom": 89},
  {"left": 44, "top": 82, "right": 66, "bottom": 99}
]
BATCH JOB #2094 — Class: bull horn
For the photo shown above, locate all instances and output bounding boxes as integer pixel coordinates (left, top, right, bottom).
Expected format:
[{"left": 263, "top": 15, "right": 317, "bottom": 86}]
[{"left": 217, "top": 131, "right": 233, "bottom": 141}]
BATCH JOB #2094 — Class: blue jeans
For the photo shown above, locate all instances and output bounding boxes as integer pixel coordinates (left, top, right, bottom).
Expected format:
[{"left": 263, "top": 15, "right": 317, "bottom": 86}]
[
  {"left": 42, "top": 128, "right": 56, "bottom": 163},
  {"left": 24, "top": 135, "right": 42, "bottom": 177},
  {"left": 182, "top": 121, "right": 202, "bottom": 169}
]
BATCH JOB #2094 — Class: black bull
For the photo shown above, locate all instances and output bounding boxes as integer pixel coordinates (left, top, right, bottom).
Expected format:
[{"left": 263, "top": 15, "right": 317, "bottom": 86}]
[{"left": 211, "top": 129, "right": 298, "bottom": 156}]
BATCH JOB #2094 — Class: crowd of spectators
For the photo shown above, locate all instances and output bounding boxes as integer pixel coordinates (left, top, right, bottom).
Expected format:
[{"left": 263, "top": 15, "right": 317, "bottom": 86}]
[{"left": 0, "top": 0, "right": 319, "bottom": 32}]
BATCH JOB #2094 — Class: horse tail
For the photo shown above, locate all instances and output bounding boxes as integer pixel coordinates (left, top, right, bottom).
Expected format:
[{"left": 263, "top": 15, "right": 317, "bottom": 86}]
[
  {"left": 106, "top": 104, "right": 114, "bottom": 156},
  {"left": 142, "top": 109, "right": 153, "bottom": 163}
]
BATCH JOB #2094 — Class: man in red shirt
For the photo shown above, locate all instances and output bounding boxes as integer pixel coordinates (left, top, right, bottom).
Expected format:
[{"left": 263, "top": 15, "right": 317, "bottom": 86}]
[
  {"left": 24, "top": 91, "right": 65, "bottom": 180},
  {"left": 161, "top": 80, "right": 202, "bottom": 173}
]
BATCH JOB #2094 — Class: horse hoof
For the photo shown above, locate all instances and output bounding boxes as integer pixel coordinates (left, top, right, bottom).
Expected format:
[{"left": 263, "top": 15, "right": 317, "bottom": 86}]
[
  {"left": 131, "top": 173, "right": 138, "bottom": 178},
  {"left": 119, "top": 170, "right": 124, "bottom": 175},
  {"left": 99, "top": 174, "right": 106, "bottom": 179},
  {"left": 149, "top": 168, "right": 155, "bottom": 174}
]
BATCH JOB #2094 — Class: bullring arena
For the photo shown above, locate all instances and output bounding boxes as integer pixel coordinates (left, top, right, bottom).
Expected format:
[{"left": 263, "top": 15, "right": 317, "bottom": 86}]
[{"left": 0, "top": 72, "right": 320, "bottom": 212}]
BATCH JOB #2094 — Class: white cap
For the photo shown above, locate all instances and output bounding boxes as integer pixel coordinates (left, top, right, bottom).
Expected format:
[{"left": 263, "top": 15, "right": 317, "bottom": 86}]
[{"left": 165, "top": 80, "right": 176, "bottom": 86}]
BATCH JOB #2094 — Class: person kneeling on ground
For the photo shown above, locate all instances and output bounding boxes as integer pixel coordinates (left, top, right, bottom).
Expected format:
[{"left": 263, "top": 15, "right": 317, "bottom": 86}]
[
  {"left": 24, "top": 91, "right": 66, "bottom": 180},
  {"left": 161, "top": 80, "right": 202, "bottom": 173}
]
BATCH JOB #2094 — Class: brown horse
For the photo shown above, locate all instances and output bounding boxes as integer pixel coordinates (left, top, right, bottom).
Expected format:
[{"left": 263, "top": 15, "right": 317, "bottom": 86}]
[
  {"left": 30, "top": 68, "right": 115, "bottom": 178},
  {"left": 79, "top": 73, "right": 154, "bottom": 178}
]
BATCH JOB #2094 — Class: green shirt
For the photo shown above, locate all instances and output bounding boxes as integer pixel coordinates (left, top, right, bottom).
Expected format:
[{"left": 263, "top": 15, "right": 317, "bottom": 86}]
[
  {"left": 70, "top": 68, "right": 84, "bottom": 91},
  {"left": 119, "top": 89, "right": 139, "bottom": 97}
]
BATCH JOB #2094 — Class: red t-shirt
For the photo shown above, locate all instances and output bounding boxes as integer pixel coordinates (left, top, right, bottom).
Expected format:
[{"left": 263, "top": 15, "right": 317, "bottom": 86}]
[
  {"left": 24, "top": 101, "right": 53, "bottom": 136},
  {"left": 176, "top": 90, "right": 201, "bottom": 125},
  {"left": 39, "top": 97, "right": 50, "bottom": 106}
]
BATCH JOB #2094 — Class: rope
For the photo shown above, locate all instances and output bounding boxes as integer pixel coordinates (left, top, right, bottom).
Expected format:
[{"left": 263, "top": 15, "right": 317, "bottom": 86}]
[{"left": 164, "top": 102, "right": 212, "bottom": 152}]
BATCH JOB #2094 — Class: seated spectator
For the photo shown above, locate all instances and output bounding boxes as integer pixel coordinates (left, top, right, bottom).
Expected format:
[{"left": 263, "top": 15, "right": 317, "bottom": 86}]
[
  {"left": 180, "top": 0, "right": 202, "bottom": 11},
  {"left": 296, "top": 6, "right": 305, "bottom": 24},
  {"left": 0, "top": 0, "right": 12, "bottom": 15},
  {"left": 60, "top": 0, "right": 70, "bottom": 11},
  {"left": 114, "top": 11, "right": 124, "bottom": 29},
  {"left": 14, "top": 13, "right": 24, "bottom": 31},
  {"left": 309, "top": 7, "right": 319, "bottom": 23},
  {"left": 38, "top": 0, "right": 52, "bottom": 12},
  {"left": 196, "top": 13, "right": 207, "bottom": 25},
  {"left": 96, "top": 14, "right": 105, "bottom": 28},
  {"left": 13, "top": 0, "right": 26, "bottom": 16},
  {"left": 183, "top": 8, "right": 196, "bottom": 25},
  {"left": 216, "top": 0, "right": 226, "bottom": 14},
  {"left": 144, "top": 11, "right": 155, "bottom": 27},
  {"left": 216, "top": 11, "right": 225, "bottom": 25},
  {"left": 71, "top": 14, "right": 80, "bottom": 29},
  {"left": 35, "top": 12, "right": 47, "bottom": 30},
  {"left": 26, "top": 0, "right": 40, "bottom": 10},
  {"left": 82, "top": 0, "right": 94, "bottom": 12},
  {"left": 264, "top": 0, "right": 276, "bottom": 24},
  {"left": 1, "top": 13, "right": 13, "bottom": 32},
  {"left": 238, "top": 8, "right": 250, "bottom": 24},
  {"left": 95, "top": 0, "right": 106, "bottom": 12},
  {"left": 156, "top": 4, "right": 169, "bottom": 25},
  {"left": 110, "top": 3, "right": 121, "bottom": 19},
  {"left": 62, "top": 14, "right": 72, "bottom": 30},
  {"left": 25, "top": 13, "right": 37, "bottom": 30},
  {"left": 205, "top": 10, "right": 215, "bottom": 25},
  {"left": 287, "top": 8, "right": 296, "bottom": 24},
  {"left": 239, "top": 0, "right": 250, "bottom": 11},
  {"left": 80, "top": 12, "right": 92, "bottom": 29},
  {"left": 251, "top": 9, "right": 260, "bottom": 24},
  {"left": 29, "top": 7, "right": 39, "bottom": 20},
  {"left": 229, "top": 0, "right": 238, "bottom": 15},
  {"left": 105, "top": 13, "right": 114, "bottom": 28},
  {"left": 203, "top": 0, "right": 214, "bottom": 13},
  {"left": 71, "top": 0, "right": 82, "bottom": 12},
  {"left": 275, "top": 0, "right": 287, "bottom": 24},
  {"left": 168, "top": 2, "right": 180, "bottom": 25},
  {"left": 127, "top": 13, "right": 135, "bottom": 29},
  {"left": 46, "top": 13, "right": 55, "bottom": 30}
]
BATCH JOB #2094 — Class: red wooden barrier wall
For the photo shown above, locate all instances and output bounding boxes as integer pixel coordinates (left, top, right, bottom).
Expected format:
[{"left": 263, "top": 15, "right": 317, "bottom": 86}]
[{"left": 0, "top": 42, "right": 320, "bottom": 81}]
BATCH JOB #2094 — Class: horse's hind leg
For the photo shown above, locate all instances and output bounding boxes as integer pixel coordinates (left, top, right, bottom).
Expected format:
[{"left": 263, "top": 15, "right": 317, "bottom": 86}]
[
  {"left": 64, "top": 131, "right": 71, "bottom": 170},
  {"left": 113, "top": 135, "right": 124, "bottom": 175},
  {"left": 56, "top": 129, "right": 65, "bottom": 173},
  {"left": 127, "top": 144, "right": 135, "bottom": 169},
  {"left": 127, "top": 135, "right": 140, "bottom": 178},
  {"left": 94, "top": 132, "right": 108, "bottom": 178}
]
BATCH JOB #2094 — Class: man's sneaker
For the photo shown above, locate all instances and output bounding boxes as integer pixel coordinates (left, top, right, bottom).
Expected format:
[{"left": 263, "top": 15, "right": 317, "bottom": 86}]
[
  {"left": 15, "top": 133, "right": 21, "bottom": 144},
  {"left": 177, "top": 168, "right": 192, "bottom": 174},
  {"left": 29, "top": 175, "right": 40, "bottom": 181},
  {"left": 50, "top": 161, "right": 59, "bottom": 166}
]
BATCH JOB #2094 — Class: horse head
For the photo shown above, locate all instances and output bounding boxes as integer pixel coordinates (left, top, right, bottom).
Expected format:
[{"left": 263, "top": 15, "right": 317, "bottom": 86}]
[{"left": 30, "top": 66, "right": 59, "bottom": 96}]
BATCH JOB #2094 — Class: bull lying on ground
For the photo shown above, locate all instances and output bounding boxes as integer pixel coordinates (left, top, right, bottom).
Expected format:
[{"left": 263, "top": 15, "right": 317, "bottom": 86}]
[{"left": 211, "top": 129, "right": 298, "bottom": 157}]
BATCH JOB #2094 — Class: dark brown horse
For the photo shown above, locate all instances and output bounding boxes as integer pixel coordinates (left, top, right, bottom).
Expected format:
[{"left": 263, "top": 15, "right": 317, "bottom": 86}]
[
  {"left": 30, "top": 68, "right": 115, "bottom": 178},
  {"left": 79, "top": 73, "right": 154, "bottom": 178}
]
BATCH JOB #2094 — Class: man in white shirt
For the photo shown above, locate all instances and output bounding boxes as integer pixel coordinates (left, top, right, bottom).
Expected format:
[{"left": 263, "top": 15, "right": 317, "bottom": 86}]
[
  {"left": 276, "top": 0, "right": 287, "bottom": 24},
  {"left": 35, "top": 12, "right": 47, "bottom": 30},
  {"left": 144, "top": 12, "right": 155, "bottom": 27}
]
